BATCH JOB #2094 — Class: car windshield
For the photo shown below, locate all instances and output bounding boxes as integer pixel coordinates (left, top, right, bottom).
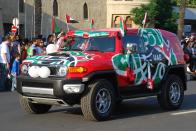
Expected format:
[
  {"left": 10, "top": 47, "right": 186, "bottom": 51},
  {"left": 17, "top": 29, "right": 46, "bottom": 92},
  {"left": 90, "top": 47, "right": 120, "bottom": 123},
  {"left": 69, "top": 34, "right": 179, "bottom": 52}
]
[{"left": 70, "top": 37, "right": 115, "bottom": 52}]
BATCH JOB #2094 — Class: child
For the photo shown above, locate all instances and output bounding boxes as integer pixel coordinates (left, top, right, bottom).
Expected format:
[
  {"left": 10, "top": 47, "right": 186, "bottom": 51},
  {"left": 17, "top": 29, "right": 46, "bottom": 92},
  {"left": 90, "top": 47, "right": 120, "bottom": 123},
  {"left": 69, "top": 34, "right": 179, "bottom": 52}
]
[{"left": 11, "top": 53, "right": 20, "bottom": 91}]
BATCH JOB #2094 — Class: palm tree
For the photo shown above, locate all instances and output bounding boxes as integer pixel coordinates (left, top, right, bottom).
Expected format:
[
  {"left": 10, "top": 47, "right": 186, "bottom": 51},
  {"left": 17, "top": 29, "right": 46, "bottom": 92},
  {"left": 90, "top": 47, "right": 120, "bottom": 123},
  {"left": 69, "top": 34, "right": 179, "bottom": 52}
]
[{"left": 177, "top": 0, "right": 187, "bottom": 40}]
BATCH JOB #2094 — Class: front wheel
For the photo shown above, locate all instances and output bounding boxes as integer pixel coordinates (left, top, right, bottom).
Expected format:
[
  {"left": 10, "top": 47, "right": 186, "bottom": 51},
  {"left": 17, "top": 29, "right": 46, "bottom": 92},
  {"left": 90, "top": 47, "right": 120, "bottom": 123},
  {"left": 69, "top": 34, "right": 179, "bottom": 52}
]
[
  {"left": 81, "top": 79, "right": 115, "bottom": 121},
  {"left": 157, "top": 75, "right": 184, "bottom": 110}
]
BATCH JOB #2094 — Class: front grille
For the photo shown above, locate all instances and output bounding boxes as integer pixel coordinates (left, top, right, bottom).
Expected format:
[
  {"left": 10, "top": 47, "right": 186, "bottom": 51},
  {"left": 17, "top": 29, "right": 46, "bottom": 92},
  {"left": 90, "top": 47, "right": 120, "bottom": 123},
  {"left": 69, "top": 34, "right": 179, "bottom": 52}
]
[
  {"left": 48, "top": 66, "right": 58, "bottom": 76},
  {"left": 22, "top": 81, "right": 53, "bottom": 88}
]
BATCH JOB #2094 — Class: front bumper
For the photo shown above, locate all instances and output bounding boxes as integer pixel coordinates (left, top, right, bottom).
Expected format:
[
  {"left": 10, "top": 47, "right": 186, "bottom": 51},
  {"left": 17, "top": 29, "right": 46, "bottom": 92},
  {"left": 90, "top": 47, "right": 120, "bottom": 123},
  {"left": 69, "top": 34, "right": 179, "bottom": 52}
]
[{"left": 16, "top": 76, "right": 85, "bottom": 100}]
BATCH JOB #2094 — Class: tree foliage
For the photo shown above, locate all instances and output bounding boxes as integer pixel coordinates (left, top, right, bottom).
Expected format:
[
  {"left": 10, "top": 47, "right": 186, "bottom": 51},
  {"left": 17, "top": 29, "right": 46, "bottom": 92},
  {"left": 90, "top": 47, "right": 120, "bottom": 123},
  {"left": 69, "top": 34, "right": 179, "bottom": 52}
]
[
  {"left": 188, "top": 0, "right": 196, "bottom": 5},
  {"left": 132, "top": 0, "right": 178, "bottom": 33},
  {"left": 173, "top": 0, "right": 196, "bottom": 7}
]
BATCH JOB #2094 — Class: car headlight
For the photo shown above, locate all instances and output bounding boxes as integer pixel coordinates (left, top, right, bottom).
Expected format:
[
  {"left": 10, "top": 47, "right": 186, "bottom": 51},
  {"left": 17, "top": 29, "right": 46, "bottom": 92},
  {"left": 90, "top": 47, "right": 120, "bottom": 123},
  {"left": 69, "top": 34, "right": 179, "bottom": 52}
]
[
  {"left": 21, "top": 64, "right": 28, "bottom": 74},
  {"left": 38, "top": 66, "right": 51, "bottom": 78},
  {"left": 57, "top": 67, "right": 68, "bottom": 76},
  {"left": 28, "top": 66, "right": 40, "bottom": 78}
]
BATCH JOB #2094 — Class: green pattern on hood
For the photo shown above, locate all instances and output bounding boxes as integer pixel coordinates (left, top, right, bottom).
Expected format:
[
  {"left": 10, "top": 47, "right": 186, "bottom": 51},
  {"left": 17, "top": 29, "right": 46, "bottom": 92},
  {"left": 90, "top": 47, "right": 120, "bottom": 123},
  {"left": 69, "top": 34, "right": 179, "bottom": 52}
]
[{"left": 23, "top": 51, "right": 94, "bottom": 67}]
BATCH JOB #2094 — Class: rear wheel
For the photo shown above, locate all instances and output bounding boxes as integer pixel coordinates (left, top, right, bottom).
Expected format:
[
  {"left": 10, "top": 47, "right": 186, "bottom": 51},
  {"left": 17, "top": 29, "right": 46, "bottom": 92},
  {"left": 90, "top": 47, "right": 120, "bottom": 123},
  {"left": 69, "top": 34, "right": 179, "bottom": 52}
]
[
  {"left": 19, "top": 95, "right": 52, "bottom": 114},
  {"left": 81, "top": 79, "right": 115, "bottom": 121},
  {"left": 157, "top": 75, "right": 184, "bottom": 110}
]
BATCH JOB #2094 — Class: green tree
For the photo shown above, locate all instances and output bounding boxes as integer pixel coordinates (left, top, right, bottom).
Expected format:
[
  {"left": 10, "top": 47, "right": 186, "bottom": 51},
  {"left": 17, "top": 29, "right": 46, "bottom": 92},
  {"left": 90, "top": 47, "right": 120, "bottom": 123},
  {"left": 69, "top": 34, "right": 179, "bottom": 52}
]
[
  {"left": 175, "top": 0, "right": 196, "bottom": 7},
  {"left": 131, "top": 2, "right": 158, "bottom": 28},
  {"left": 189, "top": 0, "right": 196, "bottom": 5},
  {"left": 132, "top": 0, "right": 178, "bottom": 33}
]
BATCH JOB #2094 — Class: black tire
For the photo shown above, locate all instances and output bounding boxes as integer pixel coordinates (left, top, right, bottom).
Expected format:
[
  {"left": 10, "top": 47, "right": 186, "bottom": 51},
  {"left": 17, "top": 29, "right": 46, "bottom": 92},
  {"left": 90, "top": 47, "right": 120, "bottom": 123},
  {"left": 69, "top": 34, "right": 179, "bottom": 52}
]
[
  {"left": 19, "top": 95, "right": 52, "bottom": 114},
  {"left": 81, "top": 79, "right": 115, "bottom": 121},
  {"left": 157, "top": 75, "right": 184, "bottom": 110}
]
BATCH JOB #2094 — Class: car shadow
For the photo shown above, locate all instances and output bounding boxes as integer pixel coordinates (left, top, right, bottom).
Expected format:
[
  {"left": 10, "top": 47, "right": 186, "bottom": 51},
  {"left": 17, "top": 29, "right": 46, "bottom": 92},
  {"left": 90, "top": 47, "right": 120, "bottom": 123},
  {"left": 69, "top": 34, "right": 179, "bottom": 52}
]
[
  {"left": 113, "top": 98, "right": 162, "bottom": 118},
  {"left": 48, "top": 93, "right": 196, "bottom": 120},
  {"left": 49, "top": 106, "right": 83, "bottom": 115}
]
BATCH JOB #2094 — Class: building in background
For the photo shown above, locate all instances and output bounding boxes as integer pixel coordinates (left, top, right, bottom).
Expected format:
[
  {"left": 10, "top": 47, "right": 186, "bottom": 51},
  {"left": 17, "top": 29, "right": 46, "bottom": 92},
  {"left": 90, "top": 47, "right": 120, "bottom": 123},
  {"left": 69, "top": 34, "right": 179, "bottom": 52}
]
[
  {"left": 0, "top": 0, "right": 25, "bottom": 36},
  {"left": 174, "top": 7, "right": 196, "bottom": 35},
  {"left": 0, "top": 0, "right": 195, "bottom": 38},
  {"left": 107, "top": 0, "right": 149, "bottom": 28},
  {"left": 0, "top": 0, "right": 150, "bottom": 38}
]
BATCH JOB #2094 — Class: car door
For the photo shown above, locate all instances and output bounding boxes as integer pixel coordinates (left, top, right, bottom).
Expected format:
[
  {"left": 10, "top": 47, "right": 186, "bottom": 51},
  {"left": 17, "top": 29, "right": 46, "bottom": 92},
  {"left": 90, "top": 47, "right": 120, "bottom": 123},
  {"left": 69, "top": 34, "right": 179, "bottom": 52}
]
[{"left": 122, "top": 34, "right": 146, "bottom": 86}]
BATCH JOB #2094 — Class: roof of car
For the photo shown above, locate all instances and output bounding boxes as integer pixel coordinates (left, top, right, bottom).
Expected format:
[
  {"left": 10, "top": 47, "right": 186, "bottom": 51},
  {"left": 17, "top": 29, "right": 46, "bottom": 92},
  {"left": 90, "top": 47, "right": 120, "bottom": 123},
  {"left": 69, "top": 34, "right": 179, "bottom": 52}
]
[
  {"left": 66, "top": 28, "right": 175, "bottom": 37},
  {"left": 84, "top": 28, "right": 139, "bottom": 34}
]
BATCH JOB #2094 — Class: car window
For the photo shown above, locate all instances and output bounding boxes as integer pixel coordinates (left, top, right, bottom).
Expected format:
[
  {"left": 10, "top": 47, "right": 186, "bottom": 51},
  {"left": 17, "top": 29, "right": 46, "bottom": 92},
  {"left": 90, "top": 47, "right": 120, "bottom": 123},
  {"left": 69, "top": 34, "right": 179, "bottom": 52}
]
[
  {"left": 89, "top": 37, "right": 115, "bottom": 52},
  {"left": 122, "top": 35, "right": 145, "bottom": 53},
  {"left": 71, "top": 37, "right": 115, "bottom": 52}
]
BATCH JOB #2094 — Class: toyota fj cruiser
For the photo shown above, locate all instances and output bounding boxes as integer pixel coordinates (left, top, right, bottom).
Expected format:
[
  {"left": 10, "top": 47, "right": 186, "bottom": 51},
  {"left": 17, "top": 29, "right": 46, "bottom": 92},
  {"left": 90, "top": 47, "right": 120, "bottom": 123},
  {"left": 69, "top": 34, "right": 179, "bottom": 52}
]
[{"left": 17, "top": 28, "right": 187, "bottom": 121}]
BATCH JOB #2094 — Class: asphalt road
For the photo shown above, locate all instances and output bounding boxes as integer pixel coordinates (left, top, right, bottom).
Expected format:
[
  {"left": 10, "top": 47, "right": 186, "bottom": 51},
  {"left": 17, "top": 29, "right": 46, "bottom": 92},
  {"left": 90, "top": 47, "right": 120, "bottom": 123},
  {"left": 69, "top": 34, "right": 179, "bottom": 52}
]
[{"left": 0, "top": 81, "right": 196, "bottom": 131}]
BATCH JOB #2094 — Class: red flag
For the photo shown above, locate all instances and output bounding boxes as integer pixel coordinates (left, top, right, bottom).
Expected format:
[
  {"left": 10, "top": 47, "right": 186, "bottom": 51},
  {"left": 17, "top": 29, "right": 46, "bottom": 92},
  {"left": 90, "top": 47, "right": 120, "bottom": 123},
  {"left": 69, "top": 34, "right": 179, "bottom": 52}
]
[
  {"left": 66, "top": 14, "right": 79, "bottom": 23},
  {"left": 51, "top": 16, "right": 60, "bottom": 33},
  {"left": 51, "top": 16, "right": 54, "bottom": 33},
  {"left": 90, "top": 18, "right": 94, "bottom": 29},
  {"left": 91, "top": 19, "right": 94, "bottom": 25}
]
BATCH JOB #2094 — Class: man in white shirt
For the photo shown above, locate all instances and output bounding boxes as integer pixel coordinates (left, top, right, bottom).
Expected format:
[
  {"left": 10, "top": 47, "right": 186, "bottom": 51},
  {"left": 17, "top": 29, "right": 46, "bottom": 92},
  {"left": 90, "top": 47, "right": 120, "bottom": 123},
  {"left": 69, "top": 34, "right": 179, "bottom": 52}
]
[{"left": 0, "top": 35, "right": 11, "bottom": 91}]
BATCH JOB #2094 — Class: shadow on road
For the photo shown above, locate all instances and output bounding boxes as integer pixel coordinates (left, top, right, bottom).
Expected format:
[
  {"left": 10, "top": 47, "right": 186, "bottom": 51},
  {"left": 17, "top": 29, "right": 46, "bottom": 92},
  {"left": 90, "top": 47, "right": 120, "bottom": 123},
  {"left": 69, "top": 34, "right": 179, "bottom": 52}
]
[
  {"left": 46, "top": 93, "right": 196, "bottom": 120},
  {"left": 112, "top": 97, "right": 163, "bottom": 120},
  {"left": 181, "top": 94, "right": 196, "bottom": 109},
  {"left": 49, "top": 106, "right": 83, "bottom": 115},
  {"left": 113, "top": 93, "right": 196, "bottom": 120}
]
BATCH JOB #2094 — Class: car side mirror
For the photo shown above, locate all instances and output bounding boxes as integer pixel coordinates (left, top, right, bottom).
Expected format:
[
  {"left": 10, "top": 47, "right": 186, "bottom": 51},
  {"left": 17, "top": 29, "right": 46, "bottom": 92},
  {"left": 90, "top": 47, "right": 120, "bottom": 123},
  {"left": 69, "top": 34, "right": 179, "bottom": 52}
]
[{"left": 126, "top": 43, "right": 138, "bottom": 54}]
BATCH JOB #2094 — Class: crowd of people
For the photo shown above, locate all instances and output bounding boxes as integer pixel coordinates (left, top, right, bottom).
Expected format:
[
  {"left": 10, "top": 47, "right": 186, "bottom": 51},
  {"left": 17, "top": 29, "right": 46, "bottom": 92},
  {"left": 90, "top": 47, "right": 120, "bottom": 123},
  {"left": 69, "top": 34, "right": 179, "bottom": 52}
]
[
  {"left": 0, "top": 32, "right": 68, "bottom": 92},
  {"left": 182, "top": 33, "right": 196, "bottom": 73}
]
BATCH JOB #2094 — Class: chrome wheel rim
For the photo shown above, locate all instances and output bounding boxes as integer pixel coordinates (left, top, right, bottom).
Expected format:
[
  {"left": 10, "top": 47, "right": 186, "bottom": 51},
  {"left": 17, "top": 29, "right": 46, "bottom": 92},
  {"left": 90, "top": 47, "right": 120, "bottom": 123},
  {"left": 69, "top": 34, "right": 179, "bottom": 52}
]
[
  {"left": 169, "top": 82, "right": 181, "bottom": 104},
  {"left": 96, "top": 88, "right": 111, "bottom": 114}
]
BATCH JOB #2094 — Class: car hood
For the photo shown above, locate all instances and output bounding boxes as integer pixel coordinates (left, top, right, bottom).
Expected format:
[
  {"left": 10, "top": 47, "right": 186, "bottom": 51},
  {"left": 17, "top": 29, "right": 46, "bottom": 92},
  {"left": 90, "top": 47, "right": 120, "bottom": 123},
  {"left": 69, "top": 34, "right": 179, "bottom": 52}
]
[{"left": 23, "top": 51, "right": 100, "bottom": 67}]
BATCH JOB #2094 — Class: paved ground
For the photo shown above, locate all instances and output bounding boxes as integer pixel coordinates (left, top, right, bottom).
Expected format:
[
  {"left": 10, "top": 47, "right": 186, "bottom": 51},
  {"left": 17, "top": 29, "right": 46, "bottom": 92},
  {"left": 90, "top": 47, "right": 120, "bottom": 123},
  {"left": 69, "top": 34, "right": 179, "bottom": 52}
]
[{"left": 0, "top": 81, "right": 196, "bottom": 131}]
